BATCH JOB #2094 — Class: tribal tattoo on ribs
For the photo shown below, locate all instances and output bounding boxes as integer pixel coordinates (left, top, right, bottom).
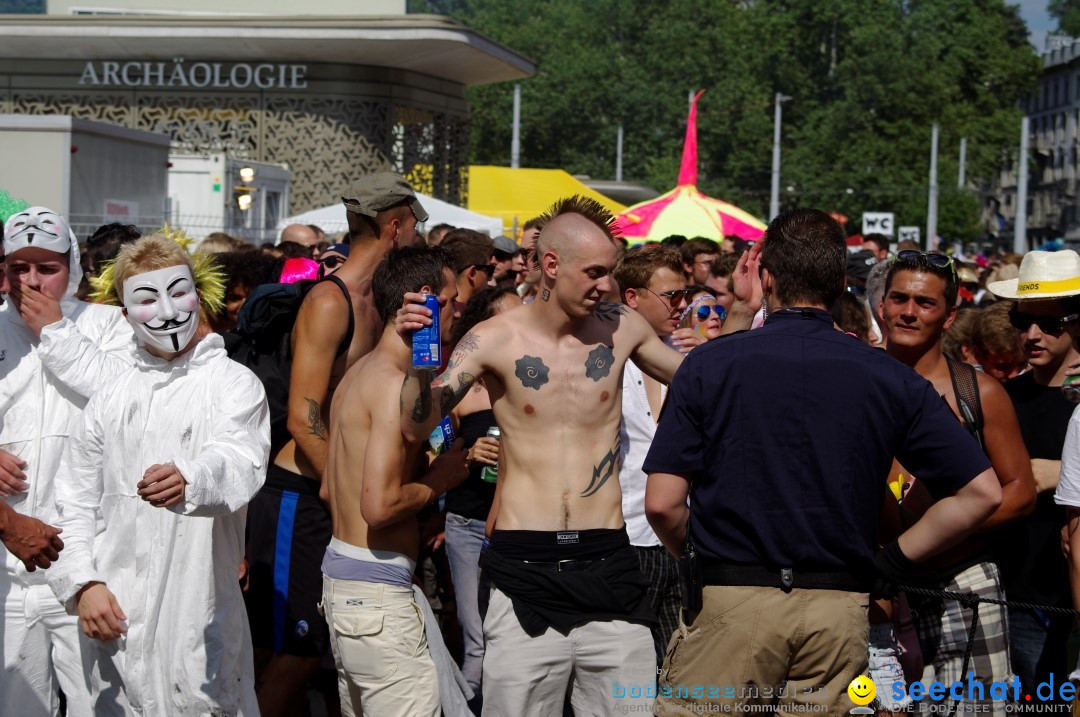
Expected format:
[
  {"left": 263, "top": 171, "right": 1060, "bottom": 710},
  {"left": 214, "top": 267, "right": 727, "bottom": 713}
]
[{"left": 580, "top": 435, "right": 621, "bottom": 497}]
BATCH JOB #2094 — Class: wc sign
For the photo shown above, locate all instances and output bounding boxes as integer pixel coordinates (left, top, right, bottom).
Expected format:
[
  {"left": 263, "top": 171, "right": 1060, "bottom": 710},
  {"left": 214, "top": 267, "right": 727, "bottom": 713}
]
[{"left": 862, "top": 212, "right": 894, "bottom": 236}]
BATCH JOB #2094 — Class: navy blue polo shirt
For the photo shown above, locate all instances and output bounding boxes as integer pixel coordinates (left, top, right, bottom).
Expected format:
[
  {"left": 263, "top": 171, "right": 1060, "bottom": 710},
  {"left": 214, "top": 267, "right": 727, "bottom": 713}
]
[{"left": 642, "top": 307, "right": 991, "bottom": 574}]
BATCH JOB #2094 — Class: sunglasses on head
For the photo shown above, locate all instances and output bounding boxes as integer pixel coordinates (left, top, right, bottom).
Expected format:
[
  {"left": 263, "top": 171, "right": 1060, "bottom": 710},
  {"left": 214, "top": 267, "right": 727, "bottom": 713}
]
[
  {"left": 695, "top": 304, "right": 726, "bottom": 321},
  {"left": 1008, "top": 310, "right": 1080, "bottom": 335},
  {"left": 892, "top": 249, "right": 957, "bottom": 282}
]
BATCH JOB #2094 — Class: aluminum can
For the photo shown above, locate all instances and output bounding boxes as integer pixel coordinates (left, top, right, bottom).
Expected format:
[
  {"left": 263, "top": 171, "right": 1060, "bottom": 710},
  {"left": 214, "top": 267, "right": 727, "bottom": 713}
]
[
  {"left": 411, "top": 293, "right": 441, "bottom": 369},
  {"left": 480, "top": 426, "right": 500, "bottom": 483}
]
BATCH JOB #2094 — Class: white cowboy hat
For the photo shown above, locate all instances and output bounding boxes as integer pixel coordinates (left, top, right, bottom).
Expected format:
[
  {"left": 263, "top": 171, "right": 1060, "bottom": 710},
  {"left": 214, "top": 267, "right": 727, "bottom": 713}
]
[{"left": 988, "top": 250, "right": 1080, "bottom": 300}]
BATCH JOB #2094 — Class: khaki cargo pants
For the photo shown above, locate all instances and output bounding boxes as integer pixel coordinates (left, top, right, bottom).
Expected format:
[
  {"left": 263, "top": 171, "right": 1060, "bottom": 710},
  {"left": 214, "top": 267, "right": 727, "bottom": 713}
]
[{"left": 658, "top": 584, "right": 870, "bottom": 715}]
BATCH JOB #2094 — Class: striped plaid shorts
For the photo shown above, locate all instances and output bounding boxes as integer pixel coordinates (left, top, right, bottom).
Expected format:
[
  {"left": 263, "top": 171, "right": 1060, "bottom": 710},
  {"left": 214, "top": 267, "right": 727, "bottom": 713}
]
[{"left": 911, "top": 560, "right": 1014, "bottom": 717}]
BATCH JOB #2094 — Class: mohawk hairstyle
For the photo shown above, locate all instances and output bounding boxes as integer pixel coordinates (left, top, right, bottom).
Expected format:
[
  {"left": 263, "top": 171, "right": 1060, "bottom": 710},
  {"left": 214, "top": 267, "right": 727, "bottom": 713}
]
[{"left": 531, "top": 195, "right": 620, "bottom": 270}]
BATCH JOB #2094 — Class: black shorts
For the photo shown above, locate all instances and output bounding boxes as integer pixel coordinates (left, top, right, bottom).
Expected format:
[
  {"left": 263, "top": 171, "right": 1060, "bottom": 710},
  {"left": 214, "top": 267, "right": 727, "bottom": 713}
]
[{"left": 245, "top": 465, "right": 332, "bottom": 657}]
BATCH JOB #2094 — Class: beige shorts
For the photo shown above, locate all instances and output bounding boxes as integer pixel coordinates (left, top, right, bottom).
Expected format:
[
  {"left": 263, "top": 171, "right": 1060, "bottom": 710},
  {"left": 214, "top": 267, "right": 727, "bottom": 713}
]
[{"left": 321, "top": 576, "right": 439, "bottom": 717}]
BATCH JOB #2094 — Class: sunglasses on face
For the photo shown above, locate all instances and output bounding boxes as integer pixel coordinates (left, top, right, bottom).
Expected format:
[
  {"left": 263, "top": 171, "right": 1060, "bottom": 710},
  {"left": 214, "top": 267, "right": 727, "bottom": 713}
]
[
  {"left": 646, "top": 287, "right": 693, "bottom": 306},
  {"left": 1008, "top": 310, "right": 1080, "bottom": 335},
  {"left": 892, "top": 249, "right": 957, "bottom": 283},
  {"left": 320, "top": 255, "right": 346, "bottom": 269},
  {"left": 695, "top": 304, "right": 726, "bottom": 321}
]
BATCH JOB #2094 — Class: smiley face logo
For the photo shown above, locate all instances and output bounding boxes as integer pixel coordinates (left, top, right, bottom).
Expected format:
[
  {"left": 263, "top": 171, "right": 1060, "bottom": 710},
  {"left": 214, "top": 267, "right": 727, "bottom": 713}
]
[{"left": 847, "top": 675, "right": 876, "bottom": 706}]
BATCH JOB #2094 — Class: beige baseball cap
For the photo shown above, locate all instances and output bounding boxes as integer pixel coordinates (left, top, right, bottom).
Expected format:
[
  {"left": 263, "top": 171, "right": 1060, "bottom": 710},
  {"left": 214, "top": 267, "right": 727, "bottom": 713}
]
[{"left": 342, "top": 172, "right": 429, "bottom": 222}]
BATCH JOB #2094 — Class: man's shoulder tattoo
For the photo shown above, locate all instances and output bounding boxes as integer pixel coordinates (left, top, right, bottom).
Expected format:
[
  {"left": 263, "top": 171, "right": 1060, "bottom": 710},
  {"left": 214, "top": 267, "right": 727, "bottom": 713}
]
[{"left": 594, "top": 302, "right": 625, "bottom": 322}]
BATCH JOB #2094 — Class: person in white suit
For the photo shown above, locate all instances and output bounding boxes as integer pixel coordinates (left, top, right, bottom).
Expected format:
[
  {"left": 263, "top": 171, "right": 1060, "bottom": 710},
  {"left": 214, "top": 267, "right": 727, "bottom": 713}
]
[
  {"left": 0, "top": 206, "right": 134, "bottom": 716},
  {"left": 48, "top": 233, "right": 270, "bottom": 716}
]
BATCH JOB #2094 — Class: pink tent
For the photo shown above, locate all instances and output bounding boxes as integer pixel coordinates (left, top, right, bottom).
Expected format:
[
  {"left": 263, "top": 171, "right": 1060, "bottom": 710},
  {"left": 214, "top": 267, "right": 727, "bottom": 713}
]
[{"left": 615, "top": 91, "right": 766, "bottom": 245}]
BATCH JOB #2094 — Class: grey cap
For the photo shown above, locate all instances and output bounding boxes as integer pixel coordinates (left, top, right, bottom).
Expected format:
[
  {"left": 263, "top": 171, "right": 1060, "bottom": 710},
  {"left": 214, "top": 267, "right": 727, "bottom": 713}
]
[
  {"left": 492, "top": 235, "right": 519, "bottom": 255},
  {"left": 342, "top": 172, "right": 429, "bottom": 222}
]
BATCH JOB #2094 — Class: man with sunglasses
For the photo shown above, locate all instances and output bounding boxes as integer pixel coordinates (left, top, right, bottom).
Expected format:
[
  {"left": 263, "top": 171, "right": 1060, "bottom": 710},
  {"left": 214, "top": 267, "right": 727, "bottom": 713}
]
[
  {"left": 613, "top": 245, "right": 706, "bottom": 667},
  {"left": 442, "top": 228, "right": 496, "bottom": 315},
  {"left": 988, "top": 250, "right": 1080, "bottom": 704},
  {"left": 317, "top": 242, "right": 349, "bottom": 278},
  {"left": 881, "top": 249, "right": 1035, "bottom": 716}
]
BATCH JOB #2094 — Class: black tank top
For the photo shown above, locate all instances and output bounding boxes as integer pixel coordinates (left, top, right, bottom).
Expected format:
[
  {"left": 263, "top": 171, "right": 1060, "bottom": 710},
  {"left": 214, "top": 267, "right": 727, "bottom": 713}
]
[{"left": 444, "top": 409, "right": 497, "bottom": 520}]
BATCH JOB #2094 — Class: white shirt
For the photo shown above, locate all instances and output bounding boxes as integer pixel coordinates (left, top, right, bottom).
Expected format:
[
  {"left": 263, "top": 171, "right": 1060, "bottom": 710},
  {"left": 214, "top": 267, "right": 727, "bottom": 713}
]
[
  {"left": 619, "top": 359, "right": 667, "bottom": 547},
  {"left": 1055, "top": 403, "right": 1080, "bottom": 508}
]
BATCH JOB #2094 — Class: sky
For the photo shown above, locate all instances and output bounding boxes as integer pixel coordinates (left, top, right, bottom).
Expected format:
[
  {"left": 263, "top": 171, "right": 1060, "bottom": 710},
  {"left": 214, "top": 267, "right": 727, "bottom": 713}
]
[{"left": 1016, "top": 0, "right": 1055, "bottom": 50}]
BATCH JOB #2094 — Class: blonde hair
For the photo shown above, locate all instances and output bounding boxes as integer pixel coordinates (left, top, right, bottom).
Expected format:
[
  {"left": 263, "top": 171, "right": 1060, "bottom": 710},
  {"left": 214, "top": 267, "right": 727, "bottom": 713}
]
[
  {"left": 114, "top": 233, "right": 194, "bottom": 289},
  {"left": 90, "top": 229, "right": 225, "bottom": 317}
]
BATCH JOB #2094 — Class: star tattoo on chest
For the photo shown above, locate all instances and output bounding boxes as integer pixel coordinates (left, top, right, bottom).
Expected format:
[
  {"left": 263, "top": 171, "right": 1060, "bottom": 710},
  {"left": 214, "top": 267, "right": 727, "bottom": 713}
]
[
  {"left": 515, "top": 355, "right": 550, "bottom": 390},
  {"left": 585, "top": 344, "right": 615, "bottom": 382}
]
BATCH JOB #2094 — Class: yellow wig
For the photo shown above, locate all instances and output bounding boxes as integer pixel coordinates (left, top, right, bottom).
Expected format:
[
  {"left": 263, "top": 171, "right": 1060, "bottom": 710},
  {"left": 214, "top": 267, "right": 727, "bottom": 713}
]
[{"left": 89, "top": 225, "right": 225, "bottom": 317}]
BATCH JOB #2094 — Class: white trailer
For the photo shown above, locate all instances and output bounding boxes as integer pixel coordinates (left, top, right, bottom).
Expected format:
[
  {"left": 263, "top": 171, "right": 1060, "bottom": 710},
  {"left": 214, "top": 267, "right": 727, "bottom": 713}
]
[
  {"left": 0, "top": 114, "right": 169, "bottom": 239},
  {"left": 167, "top": 153, "right": 290, "bottom": 245}
]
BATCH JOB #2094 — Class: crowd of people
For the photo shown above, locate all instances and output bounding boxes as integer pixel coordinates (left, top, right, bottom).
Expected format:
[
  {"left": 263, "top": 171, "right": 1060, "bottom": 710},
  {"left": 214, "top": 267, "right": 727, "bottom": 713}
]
[{"left": 0, "top": 171, "right": 1079, "bottom": 717}]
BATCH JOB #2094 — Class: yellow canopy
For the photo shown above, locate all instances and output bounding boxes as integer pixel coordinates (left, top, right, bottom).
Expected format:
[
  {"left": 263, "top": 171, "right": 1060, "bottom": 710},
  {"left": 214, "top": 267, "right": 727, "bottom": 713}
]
[{"left": 467, "top": 165, "right": 626, "bottom": 238}]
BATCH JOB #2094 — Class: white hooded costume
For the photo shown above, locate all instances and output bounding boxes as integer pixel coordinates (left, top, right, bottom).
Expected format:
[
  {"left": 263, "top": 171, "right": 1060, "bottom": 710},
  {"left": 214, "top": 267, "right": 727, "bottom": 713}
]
[
  {"left": 0, "top": 207, "right": 135, "bottom": 716},
  {"left": 48, "top": 259, "right": 270, "bottom": 716}
]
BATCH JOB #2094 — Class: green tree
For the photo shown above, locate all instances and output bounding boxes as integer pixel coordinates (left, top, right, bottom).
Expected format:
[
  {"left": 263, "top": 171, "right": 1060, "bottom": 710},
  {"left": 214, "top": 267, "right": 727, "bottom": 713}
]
[
  {"left": 1050, "top": 0, "right": 1080, "bottom": 37},
  {"left": 419, "top": 0, "right": 1038, "bottom": 241}
]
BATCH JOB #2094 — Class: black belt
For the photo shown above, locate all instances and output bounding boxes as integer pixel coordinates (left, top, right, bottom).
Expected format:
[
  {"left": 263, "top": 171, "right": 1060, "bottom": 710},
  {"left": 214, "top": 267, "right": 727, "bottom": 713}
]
[
  {"left": 702, "top": 563, "right": 867, "bottom": 592},
  {"left": 522, "top": 557, "right": 602, "bottom": 572}
]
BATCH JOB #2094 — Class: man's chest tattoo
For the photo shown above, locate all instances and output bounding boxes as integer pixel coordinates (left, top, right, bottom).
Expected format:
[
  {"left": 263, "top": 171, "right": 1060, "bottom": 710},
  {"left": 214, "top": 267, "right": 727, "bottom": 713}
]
[
  {"left": 584, "top": 344, "right": 615, "bottom": 382},
  {"left": 515, "top": 355, "right": 550, "bottom": 390}
]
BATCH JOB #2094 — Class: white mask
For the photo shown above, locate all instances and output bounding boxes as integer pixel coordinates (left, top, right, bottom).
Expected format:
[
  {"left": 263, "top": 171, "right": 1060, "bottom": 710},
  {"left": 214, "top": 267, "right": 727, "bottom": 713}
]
[
  {"left": 3, "top": 207, "right": 71, "bottom": 256},
  {"left": 122, "top": 265, "right": 200, "bottom": 354}
]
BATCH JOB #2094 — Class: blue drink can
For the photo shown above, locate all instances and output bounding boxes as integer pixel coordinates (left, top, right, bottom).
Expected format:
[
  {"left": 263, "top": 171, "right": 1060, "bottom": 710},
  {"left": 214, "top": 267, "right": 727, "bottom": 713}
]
[
  {"left": 411, "top": 293, "right": 442, "bottom": 369},
  {"left": 428, "top": 416, "right": 455, "bottom": 455}
]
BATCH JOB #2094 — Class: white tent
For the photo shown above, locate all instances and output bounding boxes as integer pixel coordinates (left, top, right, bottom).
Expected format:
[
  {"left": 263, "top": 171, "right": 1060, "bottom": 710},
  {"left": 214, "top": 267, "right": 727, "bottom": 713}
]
[{"left": 276, "top": 192, "right": 503, "bottom": 239}]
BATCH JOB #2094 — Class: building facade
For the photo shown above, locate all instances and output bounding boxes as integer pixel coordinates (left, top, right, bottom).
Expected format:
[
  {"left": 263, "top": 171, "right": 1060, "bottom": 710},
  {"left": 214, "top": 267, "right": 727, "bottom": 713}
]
[
  {"left": 997, "top": 35, "right": 1080, "bottom": 245},
  {"left": 0, "top": 3, "right": 533, "bottom": 234}
]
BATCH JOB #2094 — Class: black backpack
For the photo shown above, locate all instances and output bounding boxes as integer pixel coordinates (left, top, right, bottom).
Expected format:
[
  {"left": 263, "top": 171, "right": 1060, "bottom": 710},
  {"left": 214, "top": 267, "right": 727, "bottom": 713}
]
[{"left": 225, "top": 276, "right": 354, "bottom": 454}]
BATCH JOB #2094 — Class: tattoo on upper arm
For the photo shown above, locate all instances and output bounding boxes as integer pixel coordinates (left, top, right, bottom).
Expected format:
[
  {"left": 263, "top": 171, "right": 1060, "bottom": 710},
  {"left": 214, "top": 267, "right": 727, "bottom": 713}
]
[
  {"left": 445, "top": 331, "right": 481, "bottom": 372},
  {"left": 515, "top": 355, "right": 550, "bottom": 390},
  {"left": 594, "top": 302, "right": 624, "bottom": 322},
  {"left": 437, "top": 372, "right": 476, "bottom": 417},
  {"left": 304, "top": 398, "right": 327, "bottom": 441},
  {"left": 409, "top": 372, "right": 434, "bottom": 424},
  {"left": 580, "top": 435, "right": 621, "bottom": 498},
  {"left": 585, "top": 345, "right": 615, "bottom": 382}
]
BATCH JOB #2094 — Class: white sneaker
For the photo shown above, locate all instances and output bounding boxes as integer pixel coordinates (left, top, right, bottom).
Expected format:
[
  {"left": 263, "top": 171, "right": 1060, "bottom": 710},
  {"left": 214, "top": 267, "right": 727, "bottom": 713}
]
[{"left": 868, "top": 623, "right": 913, "bottom": 710}]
